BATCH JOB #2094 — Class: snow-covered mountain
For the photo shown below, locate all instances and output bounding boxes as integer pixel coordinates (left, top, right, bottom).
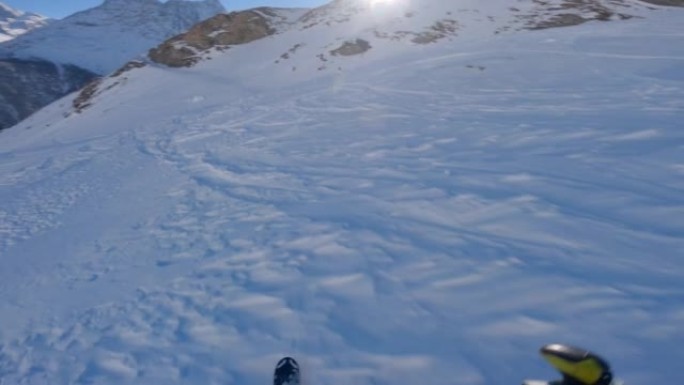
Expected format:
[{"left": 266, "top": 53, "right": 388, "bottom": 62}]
[
  {"left": 2, "top": 0, "right": 226, "bottom": 74},
  {"left": 0, "top": 59, "right": 96, "bottom": 132},
  {"left": 1, "top": 1, "right": 683, "bottom": 385},
  {"left": 0, "top": 2, "right": 50, "bottom": 43},
  {"left": 140, "top": 0, "right": 682, "bottom": 74},
  {"left": 0, "top": 0, "right": 226, "bottom": 131}
]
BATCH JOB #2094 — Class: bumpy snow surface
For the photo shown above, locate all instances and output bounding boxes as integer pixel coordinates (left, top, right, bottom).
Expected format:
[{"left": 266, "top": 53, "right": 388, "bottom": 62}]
[{"left": 1, "top": 1, "right": 683, "bottom": 385}]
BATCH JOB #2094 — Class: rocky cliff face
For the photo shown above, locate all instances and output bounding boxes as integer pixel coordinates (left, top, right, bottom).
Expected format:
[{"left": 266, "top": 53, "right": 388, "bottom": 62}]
[
  {"left": 0, "top": 59, "right": 96, "bottom": 130},
  {"left": 149, "top": 9, "right": 281, "bottom": 67},
  {"left": 0, "top": 2, "right": 50, "bottom": 43},
  {"left": 148, "top": 7, "right": 306, "bottom": 68}
]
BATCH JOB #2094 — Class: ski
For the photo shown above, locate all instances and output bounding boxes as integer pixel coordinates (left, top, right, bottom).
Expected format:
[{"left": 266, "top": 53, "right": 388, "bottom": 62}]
[
  {"left": 274, "top": 356, "right": 300, "bottom": 385},
  {"left": 524, "top": 344, "right": 620, "bottom": 385}
]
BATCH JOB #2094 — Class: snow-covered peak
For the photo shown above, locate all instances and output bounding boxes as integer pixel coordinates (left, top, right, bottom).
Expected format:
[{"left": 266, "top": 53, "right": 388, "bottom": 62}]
[
  {"left": 0, "top": 2, "right": 50, "bottom": 43},
  {"left": 2, "top": 0, "right": 225, "bottom": 73},
  {"left": 0, "top": 2, "right": 20, "bottom": 19},
  {"left": 102, "top": 0, "right": 158, "bottom": 6}
]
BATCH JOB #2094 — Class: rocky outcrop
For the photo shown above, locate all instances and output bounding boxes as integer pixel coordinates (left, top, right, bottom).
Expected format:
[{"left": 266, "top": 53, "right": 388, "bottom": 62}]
[
  {"left": 73, "top": 61, "right": 147, "bottom": 113},
  {"left": 639, "top": 0, "right": 683, "bottom": 5},
  {"left": 0, "top": 59, "right": 96, "bottom": 130},
  {"left": 522, "top": 0, "right": 634, "bottom": 30},
  {"left": 149, "top": 9, "right": 277, "bottom": 67},
  {"left": 330, "top": 39, "right": 371, "bottom": 56}
]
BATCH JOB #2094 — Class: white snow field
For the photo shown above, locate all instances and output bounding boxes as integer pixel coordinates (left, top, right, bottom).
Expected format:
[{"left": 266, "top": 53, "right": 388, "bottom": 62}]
[{"left": 1, "top": 1, "right": 683, "bottom": 385}]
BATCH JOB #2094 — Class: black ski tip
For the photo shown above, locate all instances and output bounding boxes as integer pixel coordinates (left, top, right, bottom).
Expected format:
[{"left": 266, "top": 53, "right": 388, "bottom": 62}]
[
  {"left": 276, "top": 356, "right": 299, "bottom": 369},
  {"left": 274, "top": 356, "right": 300, "bottom": 385}
]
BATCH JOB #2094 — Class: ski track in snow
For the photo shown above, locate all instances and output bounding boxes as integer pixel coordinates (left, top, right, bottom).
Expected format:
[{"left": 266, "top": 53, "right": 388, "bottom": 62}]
[{"left": 1, "top": 9, "right": 684, "bottom": 385}]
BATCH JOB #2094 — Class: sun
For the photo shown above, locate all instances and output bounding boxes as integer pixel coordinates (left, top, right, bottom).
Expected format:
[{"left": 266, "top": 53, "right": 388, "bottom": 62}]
[{"left": 369, "top": 0, "right": 396, "bottom": 7}]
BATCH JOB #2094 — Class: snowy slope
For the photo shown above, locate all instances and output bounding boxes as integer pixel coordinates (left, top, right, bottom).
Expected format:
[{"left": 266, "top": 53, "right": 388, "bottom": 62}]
[
  {"left": 0, "top": 2, "right": 50, "bottom": 43},
  {"left": 1, "top": 1, "right": 684, "bottom": 385},
  {"left": 0, "top": 0, "right": 225, "bottom": 74},
  {"left": 147, "top": 0, "right": 664, "bottom": 74}
]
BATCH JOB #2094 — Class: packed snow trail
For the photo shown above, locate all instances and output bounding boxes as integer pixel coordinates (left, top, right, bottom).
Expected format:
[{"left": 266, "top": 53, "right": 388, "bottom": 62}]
[{"left": 1, "top": 9, "right": 684, "bottom": 385}]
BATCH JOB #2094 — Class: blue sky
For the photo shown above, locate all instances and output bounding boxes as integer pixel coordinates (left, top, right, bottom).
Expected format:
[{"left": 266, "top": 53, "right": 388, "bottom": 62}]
[{"left": 3, "top": 0, "right": 328, "bottom": 19}]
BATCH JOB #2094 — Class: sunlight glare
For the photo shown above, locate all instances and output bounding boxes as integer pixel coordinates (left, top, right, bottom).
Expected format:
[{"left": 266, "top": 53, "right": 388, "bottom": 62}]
[{"left": 369, "top": 0, "right": 396, "bottom": 7}]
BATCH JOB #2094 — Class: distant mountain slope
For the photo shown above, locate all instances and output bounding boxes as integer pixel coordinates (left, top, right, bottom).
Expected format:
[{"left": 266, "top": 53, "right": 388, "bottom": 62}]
[
  {"left": 0, "top": 59, "right": 95, "bottom": 127},
  {"left": 0, "top": 0, "right": 226, "bottom": 131},
  {"left": 0, "top": 2, "right": 50, "bottom": 43},
  {"left": 1, "top": 0, "right": 226, "bottom": 74}
]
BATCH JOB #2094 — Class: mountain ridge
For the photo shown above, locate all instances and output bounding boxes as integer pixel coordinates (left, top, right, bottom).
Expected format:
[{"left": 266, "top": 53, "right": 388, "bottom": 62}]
[
  {"left": 149, "top": 0, "right": 679, "bottom": 72},
  {"left": 0, "top": 2, "right": 50, "bottom": 43},
  {"left": 70, "top": 0, "right": 680, "bottom": 113},
  {"left": 0, "top": 0, "right": 226, "bottom": 131},
  {"left": 1, "top": 0, "right": 226, "bottom": 74}
]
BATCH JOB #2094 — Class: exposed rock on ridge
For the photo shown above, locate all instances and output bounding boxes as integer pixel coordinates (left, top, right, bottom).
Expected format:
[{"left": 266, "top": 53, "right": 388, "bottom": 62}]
[
  {"left": 73, "top": 61, "right": 147, "bottom": 113},
  {"left": 150, "top": 8, "right": 288, "bottom": 68},
  {"left": 639, "top": 0, "right": 683, "bottom": 5},
  {"left": 521, "top": 0, "right": 636, "bottom": 30}
]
